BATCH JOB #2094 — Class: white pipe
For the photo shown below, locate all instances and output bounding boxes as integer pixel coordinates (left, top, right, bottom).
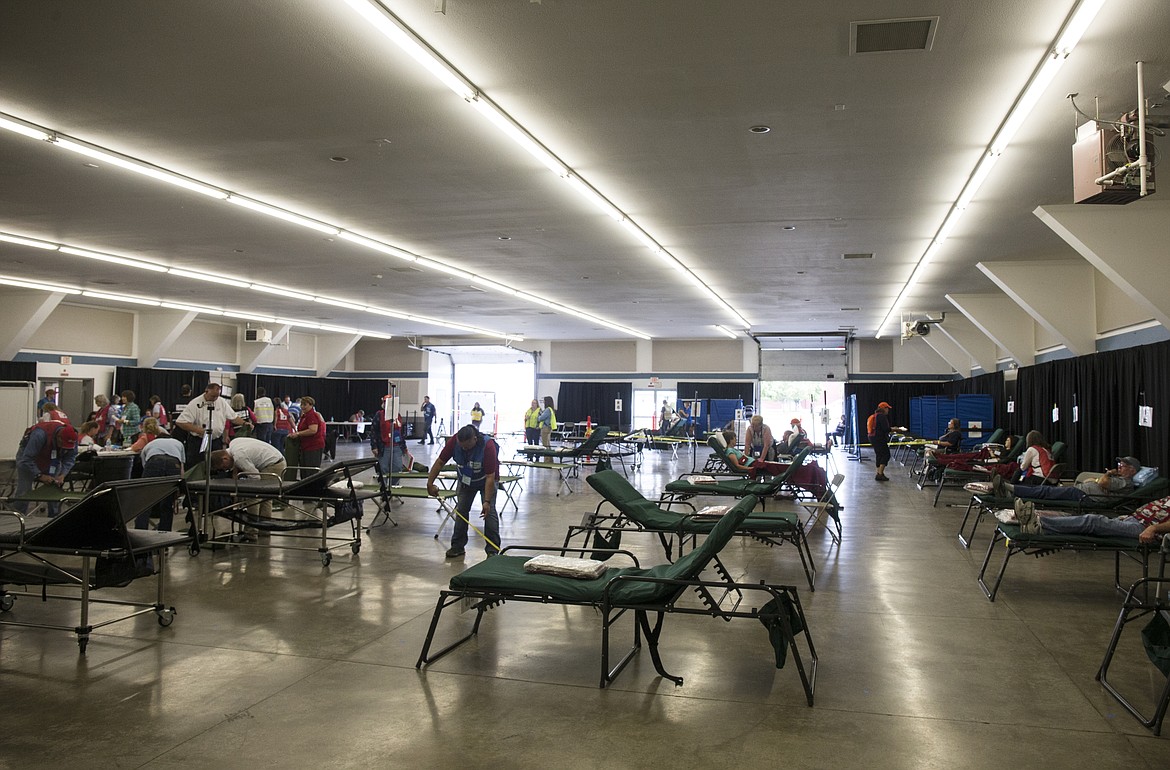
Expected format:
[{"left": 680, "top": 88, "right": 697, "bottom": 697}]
[
  {"left": 1096, "top": 159, "right": 1142, "bottom": 185},
  {"left": 1137, "top": 61, "right": 1149, "bottom": 196}
]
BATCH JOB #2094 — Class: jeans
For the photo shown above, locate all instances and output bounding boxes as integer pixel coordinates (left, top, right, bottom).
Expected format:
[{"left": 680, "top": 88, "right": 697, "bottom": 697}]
[
  {"left": 377, "top": 446, "right": 408, "bottom": 480},
  {"left": 136, "top": 455, "right": 183, "bottom": 530},
  {"left": 272, "top": 429, "right": 288, "bottom": 453},
  {"left": 254, "top": 422, "right": 273, "bottom": 444},
  {"left": 1040, "top": 513, "right": 1144, "bottom": 538},
  {"left": 450, "top": 483, "right": 500, "bottom": 555},
  {"left": 423, "top": 419, "right": 434, "bottom": 443},
  {"left": 1013, "top": 485, "right": 1088, "bottom": 502}
]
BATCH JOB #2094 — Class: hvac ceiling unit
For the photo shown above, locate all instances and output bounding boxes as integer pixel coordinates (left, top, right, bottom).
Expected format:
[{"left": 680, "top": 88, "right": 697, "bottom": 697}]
[
  {"left": 244, "top": 327, "right": 272, "bottom": 343},
  {"left": 1073, "top": 119, "right": 1158, "bottom": 204}
]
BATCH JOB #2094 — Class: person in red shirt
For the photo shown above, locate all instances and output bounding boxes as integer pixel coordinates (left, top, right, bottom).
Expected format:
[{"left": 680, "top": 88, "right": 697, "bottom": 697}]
[{"left": 289, "top": 395, "right": 326, "bottom": 478}]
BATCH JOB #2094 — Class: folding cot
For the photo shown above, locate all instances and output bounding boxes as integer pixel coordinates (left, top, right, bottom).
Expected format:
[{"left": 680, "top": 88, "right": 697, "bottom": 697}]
[
  {"left": 186, "top": 458, "right": 379, "bottom": 566},
  {"left": 501, "top": 458, "right": 575, "bottom": 496},
  {"left": 1096, "top": 553, "right": 1170, "bottom": 735},
  {"left": 976, "top": 520, "right": 1168, "bottom": 601},
  {"left": 524, "top": 425, "right": 639, "bottom": 476},
  {"left": 958, "top": 476, "right": 1169, "bottom": 550},
  {"left": 0, "top": 477, "right": 192, "bottom": 653},
  {"left": 571, "top": 469, "right": 836, "bottom": 590},
  {"left": 416, "top": 494, "right": 818, "bottom": 702},
  {"left": 660, "top": 447, "right": 822, "bottom": 509}
]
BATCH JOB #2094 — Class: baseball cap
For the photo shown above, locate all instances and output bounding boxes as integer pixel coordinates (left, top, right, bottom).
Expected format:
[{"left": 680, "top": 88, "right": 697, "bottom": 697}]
[
  {"left": 877, "top": 402, "right": 892, "bottom": 409},
  {"left": 1116, "top": 456, "right": 1141, "bottom": 469},
  {"left": 790, "top": 418, "right": 801, "bottom": 425},
  {"left": 57, "top": 425, "right": 79, "bottom": 450}
]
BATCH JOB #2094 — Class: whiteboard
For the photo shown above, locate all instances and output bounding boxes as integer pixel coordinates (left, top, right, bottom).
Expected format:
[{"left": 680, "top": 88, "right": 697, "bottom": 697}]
[{"left": 0, "top": 381, "right": 37, "bottom": 461}]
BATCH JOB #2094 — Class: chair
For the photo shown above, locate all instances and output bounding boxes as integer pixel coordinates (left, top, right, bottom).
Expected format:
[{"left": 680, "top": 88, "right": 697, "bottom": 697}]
[
  {"left": 1096, "top": 550, "right": 1170, "bottom": 735},
  {"left": 576, "top": 470, "right": 821, "bottom": 590},
  {"left": 416, "top": 493, "right": 818, "bottom": 702}
]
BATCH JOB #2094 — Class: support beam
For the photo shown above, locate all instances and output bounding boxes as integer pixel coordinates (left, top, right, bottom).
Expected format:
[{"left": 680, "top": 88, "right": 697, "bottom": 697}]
[
  {"left": 239, "top": 325, "right": 292, "bottom": 374},
  {"left": 137, "top": 309, "right": 198, "bottom": 368},
  {"left": 946, "top": 294, "right": 1035, "bottom": 367},
  {"left": 0, "top": 291, "right": 65, "bottom": 360},
  {"left": 976, "top": 260, "right": 1097, "bottom": 357},
  {"left": 316, "top": 333, "right": 363, "bottom": 377},
  {"left": 1035, "top": 200, "right": 1170, "bottom": 328},
  {"left": 934, "top": 314, "right": 998, "bottom": 374},
  {"left": 920, "top": 331, "right": 971, "bottom": 376}
]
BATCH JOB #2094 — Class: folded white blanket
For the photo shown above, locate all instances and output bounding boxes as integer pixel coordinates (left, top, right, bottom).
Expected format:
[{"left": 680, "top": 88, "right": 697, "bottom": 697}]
[{"left": 523, "top": 554, "right": 608, "bottom": 580}]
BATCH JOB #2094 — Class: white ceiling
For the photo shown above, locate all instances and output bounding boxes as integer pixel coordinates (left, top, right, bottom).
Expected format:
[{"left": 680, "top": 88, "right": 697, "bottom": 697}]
[{"left": 0, "top": 0, "right": 1167, "bottom": 343}]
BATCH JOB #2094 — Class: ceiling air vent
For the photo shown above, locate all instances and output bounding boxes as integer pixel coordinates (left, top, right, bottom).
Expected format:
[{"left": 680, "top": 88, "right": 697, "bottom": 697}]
[
  {"left": 850, "top": 17, "right": 938, "bottom": 54},
  {"left": 842, "top": 252, "right": 874, "bottom": 260}
]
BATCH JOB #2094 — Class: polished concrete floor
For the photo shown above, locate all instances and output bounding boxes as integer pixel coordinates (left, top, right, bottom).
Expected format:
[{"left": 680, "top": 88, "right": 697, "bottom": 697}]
[{"left": 2, "top": 441, "right": 1169, "bottom": 769}]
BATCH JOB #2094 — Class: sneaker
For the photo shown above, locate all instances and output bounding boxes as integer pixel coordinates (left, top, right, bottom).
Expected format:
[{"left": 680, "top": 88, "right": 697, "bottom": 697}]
[
  {"left": 875, "top": 474, "right": 889, "bottom": 482},
  {"left": 444, "top": 547, "right": 465, "bottom": 558},
  {"left": 418, "top": 440, "right": 426, "bottom": 445},
  {"left": 1014, "top": 499, "right": 1041, "bottom": 534}
]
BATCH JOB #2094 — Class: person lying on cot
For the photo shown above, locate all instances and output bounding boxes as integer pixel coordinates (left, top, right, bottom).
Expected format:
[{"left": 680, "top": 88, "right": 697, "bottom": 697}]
[
  {"left": 1012, "top": 494, "right": 1170, "bottom": 542},
  {"left": 991, "top": 455, "right": 1140, "bottom": 503},
  {"left": 721, "top": 430, "right": 790, "bottom": 479}
]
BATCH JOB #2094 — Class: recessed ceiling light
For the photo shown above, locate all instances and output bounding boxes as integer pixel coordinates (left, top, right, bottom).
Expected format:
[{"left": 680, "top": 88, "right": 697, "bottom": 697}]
[
  {"left": 233, "top": 249, "right": 245, "bottom": 253},
  {"left": 82, "top": 162, "right": 99, "bottom": 168},
  {"left": 783, "top": 225, "right": 796, "bottom": 231},
  {"left": 749, "top": 125, "right": 771, "bottom": 134},
  {"left": 498, "top": 235, "right": 511, "bottom": 240},
  {"left": 330, "top": 156, "right": 348, "bottom": 163}
]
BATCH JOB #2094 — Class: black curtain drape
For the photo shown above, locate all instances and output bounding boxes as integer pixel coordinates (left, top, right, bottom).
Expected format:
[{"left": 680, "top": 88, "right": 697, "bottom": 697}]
[
  {"left": 676, "top": 381, "right": 755, "bottom": 401},
  {"left": 235, "top": 374, "right": 390, "bottom": 422},
  {"left": 114, "top": 367, "right": 200, "bottom": 410},
  {"left": 844, "top": 382, "right": 947, "bottom": 434},
  {"left": 1014, "top": 342, "right": 1170, "bottom": 473},
  {"left": 0, "top": 362, "right": 36, "bottom": 382},
  {"left": 556, "top": 382, "right": 633, "bottom": 430}
]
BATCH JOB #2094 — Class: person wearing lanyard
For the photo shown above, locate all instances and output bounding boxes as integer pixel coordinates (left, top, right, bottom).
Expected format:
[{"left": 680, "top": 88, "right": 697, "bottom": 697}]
[
  {"left": 427, "top": 425, "right": 499, "bottom": 559},
  {"left": 289, "top": 395, "right": 326, "bottom": 478}
]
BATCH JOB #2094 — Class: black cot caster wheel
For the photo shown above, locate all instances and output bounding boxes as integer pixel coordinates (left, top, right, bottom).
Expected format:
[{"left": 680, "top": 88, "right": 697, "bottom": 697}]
[
  {"left": 0, "top": 594, "right": 14, "bottom": 612},
  {"left": 156, "top": 608, "right": 176, "bottom": 627},
  {"left": 321, "top": 552, "right": 332, "bottom": 566},
  {"left": 351, "top": 542, "right": 361, "bottom": 554}
]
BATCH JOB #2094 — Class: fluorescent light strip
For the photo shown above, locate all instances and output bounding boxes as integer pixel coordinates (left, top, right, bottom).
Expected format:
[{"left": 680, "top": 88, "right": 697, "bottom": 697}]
[
  {"left": 0, "top": 114, "right": 52, "bottom": 141},
  {"left": 341, "top": 0, "right": 473, "bottom": 99},
  {"left": 250, "top": 283, "right": 315, "bottom": 303},
  {"left": 0, "top": 275, "right": 80, "bottom": 294},
  {"left": 227, "top": 195, "right": 340, "bottom": 235},
  {"left": 714, "top": 325, "right": 739, "bottom": 339},
  {"left": 341, "top": 0, "right": 744, "bottom": 334},
  {"left": 563, "top": 174, "right": 624, "bottom": 220},
  {"left": 81, "top": 290, "right": 161, "bottom": 307},
  {"left": 338, "top": 230, "right": 417, "bottom": 262},
  {"left": 2, "top": 99, "right": 649, "bottom": 336},
  {"left": 469, "top": 275, "right": 517, "bottom": 296},
  {"left": 314, "top": 296, "right": 368, "bottom": 311},
  {"left": 167, "top": 267, "right": 249, "bottom": 288},
  {"left": 3, "top": 227, "right": 523, "bottom": 340},
  {"left": 60, "top": 245, "right": 169, "bottom": 273},
  {"left": 0, "top": 232, "right": 58, "bottom": 250},
  {"left": 472, "top": 97, "right": 567, "bottom": 175},
  {"left": 161, "top": 301, "right": 224, "bottom": 315},
  {"left": 52, "top": 138, "right": 228, "bottom": 199},
  {"left": 875, "top": 0, "right": 1105, "bottom": 338}
]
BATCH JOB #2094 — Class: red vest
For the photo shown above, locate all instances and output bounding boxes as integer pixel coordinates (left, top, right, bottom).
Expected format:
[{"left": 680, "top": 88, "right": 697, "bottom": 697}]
[{"left": 25, "top": 420, "right": 71, "bottom": 473}]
